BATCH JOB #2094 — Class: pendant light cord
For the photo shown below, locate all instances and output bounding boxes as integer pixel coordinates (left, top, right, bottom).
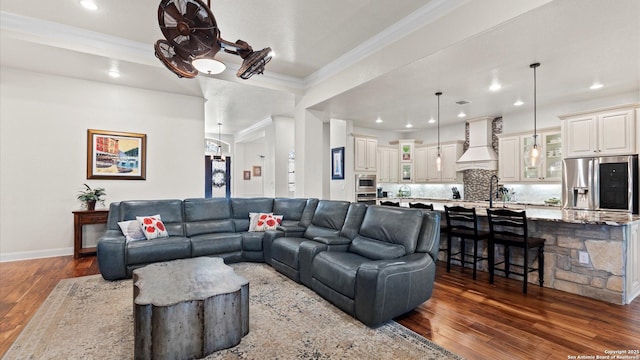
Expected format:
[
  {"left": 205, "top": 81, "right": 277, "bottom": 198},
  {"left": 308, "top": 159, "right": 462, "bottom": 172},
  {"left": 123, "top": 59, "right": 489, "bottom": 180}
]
[
  {"left": 530, "top": 63, "right": 540, "bottom": 146},
  {"left": 218, "top": 122, "right": 222, "bottom": 157},
  {"left": 436, "top": 92, "right": 442, "bottom": 153}
]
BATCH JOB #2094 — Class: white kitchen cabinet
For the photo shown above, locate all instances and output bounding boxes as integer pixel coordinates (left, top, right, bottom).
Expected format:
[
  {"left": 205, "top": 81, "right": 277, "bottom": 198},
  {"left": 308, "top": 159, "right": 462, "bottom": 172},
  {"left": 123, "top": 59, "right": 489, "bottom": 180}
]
[
  {"left": 498, "top": 128, "right": 561, "bottom": 182},
  {"left": 414, "top": 141, "right": 463, "bottom": 183},
  {"left": 561, "top": 105, "right": 637, "bottom": 158},
  {"left": 521, "top": 131, "right": 562, "bottom": 182},
  {"left": 414, "top": 146, "right": 429, "bottom": 182},
  {"left": 354, "top": 136, "right": 377, "bottom": 172},
  {"left": 626, "top": 221, "right": 640, "bottom": 304},
  {"left": 377, "top": 146, "right": 398, "bottom": 182},
  {"left": 441, "top": 143, "right": 463, "bottom": 182},
  {"left": 498, "top": 135, "right": 520, "bottom": 182}
]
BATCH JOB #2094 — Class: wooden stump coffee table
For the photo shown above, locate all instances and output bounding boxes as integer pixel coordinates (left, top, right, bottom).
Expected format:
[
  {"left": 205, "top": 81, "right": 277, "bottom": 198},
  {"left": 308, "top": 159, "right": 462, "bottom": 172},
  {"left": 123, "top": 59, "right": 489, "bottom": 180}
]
[{"left": 133, "top": 257, "right": 249, "bottom": 360}]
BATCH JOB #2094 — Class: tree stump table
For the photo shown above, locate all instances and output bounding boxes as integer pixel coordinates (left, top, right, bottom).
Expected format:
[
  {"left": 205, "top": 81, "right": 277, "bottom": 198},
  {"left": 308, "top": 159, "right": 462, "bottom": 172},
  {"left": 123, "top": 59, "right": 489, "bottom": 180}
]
[{"left": 133, "top": 257, "right": 249, "bottom": 360}]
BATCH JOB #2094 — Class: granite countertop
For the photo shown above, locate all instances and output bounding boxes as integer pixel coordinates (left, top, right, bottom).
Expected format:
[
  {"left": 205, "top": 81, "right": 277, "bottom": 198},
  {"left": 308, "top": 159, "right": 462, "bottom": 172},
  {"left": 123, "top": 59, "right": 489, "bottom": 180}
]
[{"left": 379, "top": 197, "right": 640, "bottom": 225}]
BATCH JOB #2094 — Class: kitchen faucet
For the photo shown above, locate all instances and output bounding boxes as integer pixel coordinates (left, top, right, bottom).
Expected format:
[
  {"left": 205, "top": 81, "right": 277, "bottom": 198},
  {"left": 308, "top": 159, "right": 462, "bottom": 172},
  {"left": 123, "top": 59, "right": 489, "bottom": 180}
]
[{"left": 489, "top": 175, "right": 500, "bottom": 208}]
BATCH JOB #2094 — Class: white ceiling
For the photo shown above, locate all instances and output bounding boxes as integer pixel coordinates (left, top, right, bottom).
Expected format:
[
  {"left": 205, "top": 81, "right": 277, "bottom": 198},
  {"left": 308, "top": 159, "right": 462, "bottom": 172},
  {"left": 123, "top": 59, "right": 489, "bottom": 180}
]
[{"left": 1, "top": 0, "right": 639, "bottom": 135}]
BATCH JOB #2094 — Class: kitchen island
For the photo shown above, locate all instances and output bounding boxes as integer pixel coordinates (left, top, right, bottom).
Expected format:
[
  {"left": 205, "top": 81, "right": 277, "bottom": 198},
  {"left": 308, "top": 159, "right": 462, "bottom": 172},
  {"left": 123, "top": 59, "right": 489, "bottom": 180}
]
[{"left": 382, "top": 197, "right": 640, "bottom": 305}]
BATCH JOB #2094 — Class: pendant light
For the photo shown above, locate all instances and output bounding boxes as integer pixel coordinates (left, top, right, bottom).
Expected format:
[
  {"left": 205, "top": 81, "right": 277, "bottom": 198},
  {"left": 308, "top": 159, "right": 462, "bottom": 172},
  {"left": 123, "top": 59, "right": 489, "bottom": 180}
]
[
  {"left": 216, "top": 122, "right": 225, "bottom": 162},
  {"left": 525, "top": 63, "right": 542, "bottom": 167},
  {"left": 435, "top": 92, "right": 442, "bottom": 172}
]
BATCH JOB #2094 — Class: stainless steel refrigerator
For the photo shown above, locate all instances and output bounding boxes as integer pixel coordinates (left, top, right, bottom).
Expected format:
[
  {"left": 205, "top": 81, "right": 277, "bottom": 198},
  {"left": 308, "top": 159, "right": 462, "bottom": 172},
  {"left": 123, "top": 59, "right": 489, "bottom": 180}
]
[{"left": 562, "top": 155, "right": 638, "bottom": 213}]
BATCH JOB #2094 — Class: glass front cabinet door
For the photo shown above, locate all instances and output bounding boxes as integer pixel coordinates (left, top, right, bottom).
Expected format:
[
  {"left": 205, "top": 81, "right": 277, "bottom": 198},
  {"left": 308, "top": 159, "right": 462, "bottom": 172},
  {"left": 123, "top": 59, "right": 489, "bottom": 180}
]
[{"left": 521, "top": 130, "right": 561, "bottom": 182}]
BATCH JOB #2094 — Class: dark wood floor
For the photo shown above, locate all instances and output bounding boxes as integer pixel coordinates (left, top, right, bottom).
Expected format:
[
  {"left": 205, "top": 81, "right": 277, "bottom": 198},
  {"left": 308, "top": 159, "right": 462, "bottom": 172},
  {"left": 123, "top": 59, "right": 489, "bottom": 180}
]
[{"left": 1, "top": 256, "right": 639, "bottom": 359}]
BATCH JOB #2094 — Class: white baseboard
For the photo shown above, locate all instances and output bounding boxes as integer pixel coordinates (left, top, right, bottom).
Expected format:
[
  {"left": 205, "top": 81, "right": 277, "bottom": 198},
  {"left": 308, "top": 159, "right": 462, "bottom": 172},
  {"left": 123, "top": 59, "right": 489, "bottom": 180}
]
[{"left": 0, "top": 247, "right": 73, "bottom": 262}]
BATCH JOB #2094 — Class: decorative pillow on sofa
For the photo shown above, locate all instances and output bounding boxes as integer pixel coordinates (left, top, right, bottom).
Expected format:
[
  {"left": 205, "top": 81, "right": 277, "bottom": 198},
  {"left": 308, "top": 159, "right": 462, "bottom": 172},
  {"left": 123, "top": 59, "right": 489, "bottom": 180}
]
[
  {"left": 249, "top": 212, "right": 272, "bottom": 232},
  {"left": 136, "top": 215, "right": 169, "bottom": 240},
  {"left": 255, "top": 214, "right": 283, "bottom": 231},
  {"left": 117, "top": 220, "right": 146, "bottom": 242}
]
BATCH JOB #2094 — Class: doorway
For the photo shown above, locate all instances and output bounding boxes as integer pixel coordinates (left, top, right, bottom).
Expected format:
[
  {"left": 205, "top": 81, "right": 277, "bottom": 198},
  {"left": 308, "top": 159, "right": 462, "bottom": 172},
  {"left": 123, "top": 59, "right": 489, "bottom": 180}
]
[{"left": 205, "top": 155, "right": 231, "bottom": 198}]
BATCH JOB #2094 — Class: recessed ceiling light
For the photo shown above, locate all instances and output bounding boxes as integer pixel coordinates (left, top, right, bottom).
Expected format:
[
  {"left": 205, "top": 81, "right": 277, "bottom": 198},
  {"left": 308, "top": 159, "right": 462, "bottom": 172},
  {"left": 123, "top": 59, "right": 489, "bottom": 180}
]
[
  {"left": 405, "top": 124, "right": 413, "bottom": 128},
  {"left": 514, "top": 100, "right": 524, "bottom": 106},
  {"left": 80, "top": 0, "right": 98, "bottom": 11},
  {"left": 108, "top": 69, "right": 120, "bottom": 78},
  {"left": 375, "top": 118, "right": 383, "bottom": 123},
  {"left": 590, "top": 82, "right": 603, "bottom": 90},
  {"left": 458, "top": 111, "right": 466, "bottom": 118},
  {"left": 489, "top": 82, "right": 501, "bottom": 92},
  {"left": 428, "top": 118, "right": 435, "bottom": 124}
]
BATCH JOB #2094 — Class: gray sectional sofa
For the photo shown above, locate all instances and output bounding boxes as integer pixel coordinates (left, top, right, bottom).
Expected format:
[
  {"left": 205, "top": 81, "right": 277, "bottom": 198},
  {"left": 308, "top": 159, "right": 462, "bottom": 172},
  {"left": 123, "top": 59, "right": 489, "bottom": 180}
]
[{"left": 97, "top": 197, "right": 441, "bottom": 326}]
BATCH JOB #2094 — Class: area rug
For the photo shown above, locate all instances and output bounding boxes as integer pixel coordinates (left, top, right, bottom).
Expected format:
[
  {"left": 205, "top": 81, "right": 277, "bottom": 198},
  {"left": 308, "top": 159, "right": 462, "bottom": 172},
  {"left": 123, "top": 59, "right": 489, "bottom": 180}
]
[{"left": 4, "top": 262, "right": 463, "bottom": 360}]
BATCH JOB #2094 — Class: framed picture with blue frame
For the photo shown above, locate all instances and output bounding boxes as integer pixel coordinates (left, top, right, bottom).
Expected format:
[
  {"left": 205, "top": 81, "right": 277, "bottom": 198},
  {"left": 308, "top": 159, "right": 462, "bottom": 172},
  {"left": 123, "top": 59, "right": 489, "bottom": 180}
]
[{"left": 331, "top": 147, "right": 345, "bottom": 180}]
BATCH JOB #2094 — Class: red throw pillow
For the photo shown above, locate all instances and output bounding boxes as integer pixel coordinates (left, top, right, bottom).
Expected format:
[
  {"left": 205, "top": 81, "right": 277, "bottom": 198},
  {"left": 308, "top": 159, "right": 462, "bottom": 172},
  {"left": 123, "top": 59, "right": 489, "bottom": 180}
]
[
  {"left": 255, "top": 214, "right": 283, "bottom": 231},
  {"left": 136, "top": 215, "right": 169, "bottom": 240}
]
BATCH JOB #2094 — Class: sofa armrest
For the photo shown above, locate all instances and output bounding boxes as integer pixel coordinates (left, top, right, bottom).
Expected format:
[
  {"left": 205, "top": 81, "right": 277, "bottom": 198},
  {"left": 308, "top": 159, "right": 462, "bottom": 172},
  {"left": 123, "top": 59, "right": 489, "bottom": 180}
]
[
  {"left": 96, "top": 230, "right": 128, "bottom": 280},
  {"left": 355, "top": 253, "right": 436, "bottom": 326},
  {"left": 313, "top": 236, "right": 352, "bottom": 246},
  {"left": 262, "top": 230, "right": 285, "bottom": 265},
  {"left": 299, "top": 237, "right": 351, "bottom": 287},
  {"left": 277, "top": 225, "right": 306, "bottom": 238}
]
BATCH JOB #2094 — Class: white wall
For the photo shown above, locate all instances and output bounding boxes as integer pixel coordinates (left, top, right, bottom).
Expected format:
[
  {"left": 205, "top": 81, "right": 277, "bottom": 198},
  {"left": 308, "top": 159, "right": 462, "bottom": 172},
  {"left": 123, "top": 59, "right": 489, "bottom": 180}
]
[
  {"left": 234, "top": 141, "right": 267, "bottom": 197},
  {"left": 273, "top": 117, "right": 295, "bottom": 197},
  {"left": 329, "top": 119, "right": 348, "bottom": 200},
  {"left": 232, "top": 116, "right": 295, "bottom": 198},
  {"left": 0, "top": 68, "right": 205, "bottom": 261}
]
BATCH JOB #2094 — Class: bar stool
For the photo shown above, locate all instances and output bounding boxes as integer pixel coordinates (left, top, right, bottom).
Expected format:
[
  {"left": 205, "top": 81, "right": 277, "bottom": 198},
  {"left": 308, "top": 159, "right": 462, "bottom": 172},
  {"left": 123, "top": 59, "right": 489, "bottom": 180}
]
[
  {"left": 444, "top": 205, "right": 490, "bottom": 280},
  {"left": 408, "top": 203, "right": 433, "bottom": 210},
  {"left": 380, "top": 201, "right": 400, "bottom": 207},
  {"left": 486, "top": 208, "right": 545, "bottom": 294}
]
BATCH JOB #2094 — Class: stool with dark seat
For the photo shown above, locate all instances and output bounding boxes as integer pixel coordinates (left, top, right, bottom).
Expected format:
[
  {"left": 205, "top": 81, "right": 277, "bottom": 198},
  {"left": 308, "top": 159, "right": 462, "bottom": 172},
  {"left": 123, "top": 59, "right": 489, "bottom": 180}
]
[
  {"left": 486, "top": 208, "right": 545, "bottom": 294},
  {"left": 380, "top": 201, "right": 400, "bottom": 207},
  {"left": 444, "top": 205, "right": 489, "bottom": 280},
  {"left": 408, "top": 203, "right": 433, "bottom": 210}
]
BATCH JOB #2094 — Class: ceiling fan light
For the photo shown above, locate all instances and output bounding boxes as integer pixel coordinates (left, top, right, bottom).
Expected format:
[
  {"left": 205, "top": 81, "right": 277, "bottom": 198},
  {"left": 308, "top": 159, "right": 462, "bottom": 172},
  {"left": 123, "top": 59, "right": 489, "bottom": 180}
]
[{"left": 192, "top": 57, "right": 226, "bottom": 75}]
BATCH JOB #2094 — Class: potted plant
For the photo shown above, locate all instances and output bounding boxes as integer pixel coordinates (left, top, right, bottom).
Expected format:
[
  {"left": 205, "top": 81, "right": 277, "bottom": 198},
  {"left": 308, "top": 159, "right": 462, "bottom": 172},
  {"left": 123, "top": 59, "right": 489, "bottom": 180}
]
[{"left": 77, "top": 183, "right": 106, "bottom": 210}]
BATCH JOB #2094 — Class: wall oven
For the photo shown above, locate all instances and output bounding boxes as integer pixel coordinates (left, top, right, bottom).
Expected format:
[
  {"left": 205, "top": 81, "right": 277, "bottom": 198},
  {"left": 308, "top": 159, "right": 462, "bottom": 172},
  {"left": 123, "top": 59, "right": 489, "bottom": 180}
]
[
  {"left": 355, "top": 174, "right": 377, "bottom": 193},
  {"left": 355, "top": 192, "right": 377, "bottom": 205}
]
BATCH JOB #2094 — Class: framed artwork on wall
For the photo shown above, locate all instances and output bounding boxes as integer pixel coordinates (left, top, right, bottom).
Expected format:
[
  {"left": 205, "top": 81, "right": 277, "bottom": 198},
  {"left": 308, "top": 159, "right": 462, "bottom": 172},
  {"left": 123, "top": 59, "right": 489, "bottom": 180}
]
[
  {"left": 331, "top": 147, "right": 345, "bottom": 180},
  {"left": 86, "top": 129, "right": 146, "bottom": 180},
  {"left": 253, "top": 166, "right": 262, "bottom": 177},
  {"left": 243, "top": 170, "right": 251, "bottom": 180}
]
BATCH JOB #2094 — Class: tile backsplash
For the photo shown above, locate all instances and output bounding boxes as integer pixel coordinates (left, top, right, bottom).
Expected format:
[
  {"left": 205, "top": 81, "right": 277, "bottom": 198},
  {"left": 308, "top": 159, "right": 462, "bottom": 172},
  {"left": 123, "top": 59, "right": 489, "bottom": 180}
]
[{"left": 379, "top": 183, "right": 464, "bottom": 200}]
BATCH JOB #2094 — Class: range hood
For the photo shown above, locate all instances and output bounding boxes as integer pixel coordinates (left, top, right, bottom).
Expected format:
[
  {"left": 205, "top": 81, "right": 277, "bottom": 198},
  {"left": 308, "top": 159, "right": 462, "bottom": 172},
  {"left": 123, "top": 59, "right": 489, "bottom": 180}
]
[{"left": 457, "top": 117, "right": 498, "bottom": 171}]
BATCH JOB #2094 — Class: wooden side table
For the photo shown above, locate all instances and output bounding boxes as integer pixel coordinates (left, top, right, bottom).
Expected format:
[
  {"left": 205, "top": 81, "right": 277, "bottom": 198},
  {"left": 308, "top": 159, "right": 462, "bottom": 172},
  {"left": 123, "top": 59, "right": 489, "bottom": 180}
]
[{"left": 72, "top": 210, "right": 109, "bottom": 258}]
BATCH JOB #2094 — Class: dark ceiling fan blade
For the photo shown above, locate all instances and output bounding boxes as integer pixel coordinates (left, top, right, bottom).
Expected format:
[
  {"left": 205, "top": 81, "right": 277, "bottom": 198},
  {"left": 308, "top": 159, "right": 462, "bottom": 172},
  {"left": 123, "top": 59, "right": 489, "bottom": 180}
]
[
  {"left": 189, "top": 28, "right": 216, "bottom": 51},
  {"left": 161, "top": 27, "right": 183, "bottom": 43},
  {"left": 184, "top": 2, "right": 199, "bottom": 22},
  {"left": 237, "top": 47, "right": 272, "bottom": 79},
  {"left": 154, "top": 40, "right": 197, "bottom": 78},
  {"left": 162, "top": 2, "right": 184, "bottom": 24}
]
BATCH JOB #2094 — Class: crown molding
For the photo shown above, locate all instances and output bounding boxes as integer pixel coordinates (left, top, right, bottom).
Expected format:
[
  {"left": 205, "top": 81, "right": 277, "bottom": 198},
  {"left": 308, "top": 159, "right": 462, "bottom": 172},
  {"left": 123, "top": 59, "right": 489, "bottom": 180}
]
[
  {"left": 235, "top": 116, "right": 273, "bottom": 141},
  {"left": 303, "top": 0, "right": 470, "bottom": 88},
  {"left": 0, "top": 11, "right": 305, "bottom": 93}
]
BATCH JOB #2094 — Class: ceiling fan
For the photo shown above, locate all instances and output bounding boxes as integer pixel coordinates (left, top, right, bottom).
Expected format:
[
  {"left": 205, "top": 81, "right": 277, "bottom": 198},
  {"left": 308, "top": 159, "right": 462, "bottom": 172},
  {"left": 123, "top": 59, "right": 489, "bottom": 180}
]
[{"left": 154, "top": 0, "right": 272, "bottom": 79}]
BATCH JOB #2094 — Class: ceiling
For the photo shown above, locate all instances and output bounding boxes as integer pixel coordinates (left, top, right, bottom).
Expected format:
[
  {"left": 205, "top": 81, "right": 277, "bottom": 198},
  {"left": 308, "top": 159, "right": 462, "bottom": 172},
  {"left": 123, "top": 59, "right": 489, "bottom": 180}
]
[{"left": 1, "top": 0, "right": 639, "bottom": 136}]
